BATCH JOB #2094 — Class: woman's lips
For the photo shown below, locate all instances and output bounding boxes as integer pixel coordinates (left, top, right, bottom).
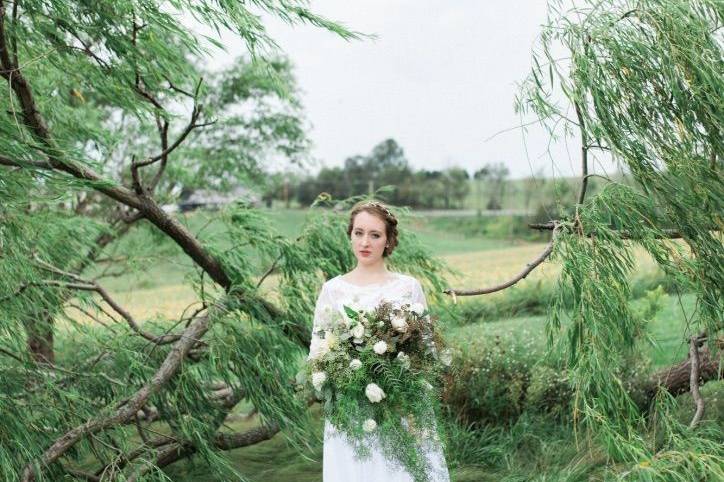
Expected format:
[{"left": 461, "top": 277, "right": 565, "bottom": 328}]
[{"left": 360, "top": 250, "right": 371, "bottom": 256}]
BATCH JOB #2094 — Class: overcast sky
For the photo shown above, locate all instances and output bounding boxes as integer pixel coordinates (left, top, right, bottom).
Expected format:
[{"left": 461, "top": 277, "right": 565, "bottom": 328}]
[{"left": 205, "top": 1, "right": 618, "bottom": 179}]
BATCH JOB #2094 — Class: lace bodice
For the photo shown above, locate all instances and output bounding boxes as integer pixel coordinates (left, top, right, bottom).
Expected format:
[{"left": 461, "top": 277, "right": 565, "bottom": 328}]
[{"left": 309, "top": 272, "right": 429, "bottom": 355}]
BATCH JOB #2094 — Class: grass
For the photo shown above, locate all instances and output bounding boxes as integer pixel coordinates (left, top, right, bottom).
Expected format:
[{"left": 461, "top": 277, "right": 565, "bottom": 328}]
[{"left": 157, "top": 290, "right": 719, "bottom": 482}]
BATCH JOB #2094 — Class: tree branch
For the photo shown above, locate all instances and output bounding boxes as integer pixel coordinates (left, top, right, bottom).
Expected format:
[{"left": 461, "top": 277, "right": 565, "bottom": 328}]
[
  {"left": 574, "top": 101, "right": 590, "bottom": 206},
  {"left": 21, "top": 306, "right": 214, "bottom": 482},
  {"left": 528, "top": 221, "right": 689, "bottom": 239},
  {"left": 688, "top": 335, "right": 705, "bottom": 428},
  {"left": 126, "top": 422, "right": 280, "bottom": 481},
  {"left": 32, "top": 256, "right": 183, "bottom": 345},
  {"left": 444, "top": 223, "right": 560, "bottom": 298}
]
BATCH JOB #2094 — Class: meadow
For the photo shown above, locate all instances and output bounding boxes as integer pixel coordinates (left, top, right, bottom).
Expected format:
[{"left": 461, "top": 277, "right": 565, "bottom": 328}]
[{"left": 61, "top": 208, "right": 720, "bottom": 481}]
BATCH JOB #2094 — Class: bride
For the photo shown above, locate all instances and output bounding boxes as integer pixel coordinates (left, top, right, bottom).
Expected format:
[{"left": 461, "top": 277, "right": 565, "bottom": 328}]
[{"left": 308, "top": 200, "right": 450, "bottom": 482}]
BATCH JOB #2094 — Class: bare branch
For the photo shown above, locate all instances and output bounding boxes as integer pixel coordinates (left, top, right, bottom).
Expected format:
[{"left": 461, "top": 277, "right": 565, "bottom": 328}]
[
  {"left": 0, "top": 154, "right": 52, "bottom": 169},
  {"left": 127, "top": 422, "right": 281, "bottom": 481},
  {"left": 574, "top": 101, "right": 590, "bottom": 206},
  {"left": 256, "top": 253, "right": 282, "bottom": 288},
  {"left": 32, "top": 256, "right": 183, "bottom": 345},
  {"left": 688, "top": 335, "right": 705, "bottom": 428},
  {"left": 444, "top": 223, "right": 560, "bottom": 298},
  {"left": 528, "top": 221, "right": 689, "bottom": 239},
  {"left": 643, "top": 336, "right": 722, "bottom": 409}
]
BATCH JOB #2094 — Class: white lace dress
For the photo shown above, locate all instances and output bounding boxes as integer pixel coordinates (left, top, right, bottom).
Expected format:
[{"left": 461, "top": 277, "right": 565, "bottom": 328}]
[{"left": 308, "top": 272, "right": 450, "bottom": 482}]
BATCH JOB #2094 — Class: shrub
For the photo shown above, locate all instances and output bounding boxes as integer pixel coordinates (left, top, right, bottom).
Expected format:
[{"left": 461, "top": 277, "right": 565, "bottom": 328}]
[{"left": 442, "top": 333, "right": 562, "bottom": 426}]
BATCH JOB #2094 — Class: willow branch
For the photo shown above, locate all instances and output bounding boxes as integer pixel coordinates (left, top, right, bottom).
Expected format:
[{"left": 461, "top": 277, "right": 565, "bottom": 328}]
[
  {"left": 529, "top": 222, "right": 688, "bottom": 239},
  {"left": 32, "top": 256, "right": 182, "bottom": 345},
  {"left": 21, "top": 307, "right": 213, "bottom": 482},
  {"left": 126, "top": 422, "right": 281, "bottom": 482},
  {"left": 444, "top": 223, "right": 560, "bottom": 297},
  {"left": 574, "top": 101, "right": 590, "bottom": 206},
  {"left": 256, "top": 253, "right": 282, "bottom": 288},
  {"left": 688, "top": 335, "right": 705, "bottom": 428}
]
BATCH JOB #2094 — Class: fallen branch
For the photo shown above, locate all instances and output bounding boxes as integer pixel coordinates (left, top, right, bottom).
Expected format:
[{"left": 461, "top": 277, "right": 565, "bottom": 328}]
[
  {"left": 643, "top": 338, "right": 722, "bottom": 410},
  {"left": 126, "top": 422, "right": 280, "bottom": 482},
  {"left": 20, "top": 308, "right": 213, "bottom": 482}
]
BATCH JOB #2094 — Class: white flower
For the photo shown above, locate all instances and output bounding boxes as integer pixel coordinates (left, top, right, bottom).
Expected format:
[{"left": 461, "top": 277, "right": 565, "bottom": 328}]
[
  {"left": 362, "top": 418, "right": 377, "bottom": 432},
  {"left": 410, "top": 302, "right": 425, "bottom": 316},
  {"left": 373, "top": 340, "right": 388, "bottom": 355},
  {"left": 365, "top": 383, "right": 386, "bottom": 403},
  {"left": 351, "top": 323, "right": 365, "bottom": 340},
  {"left": 396, "top": 351, "right": 410, "bottom": 369},
  {"left": 326, "top": 331, "right": 339, "bottom": 350},
  {"left": 311, "top": 371, "right": 327, "bottom": 391},
  {"left": 390, "top": 314, "right": 408, "bottom": 333},
  {"left": 439, "top": 348, "right": 453, "bottom": 366},
  {"left": 349, "top": 359, "right": 362, "bottom": 370},
  {"left": 307, "top": 336, "right": 330, "bottom": 361},
  {"left": 340, "top": 311, "right": 353, "bottom": 330}
]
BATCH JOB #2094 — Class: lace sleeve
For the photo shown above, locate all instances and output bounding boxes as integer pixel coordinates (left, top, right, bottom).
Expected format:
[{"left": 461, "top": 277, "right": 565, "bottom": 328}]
[{"left": 411, "top": 278, "right": 429, "bottom": 311}]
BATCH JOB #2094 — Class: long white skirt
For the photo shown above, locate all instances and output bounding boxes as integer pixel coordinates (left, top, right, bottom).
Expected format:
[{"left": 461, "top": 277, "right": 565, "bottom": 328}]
[{"left": 322, "top": 419, "right": 450, "bottom": 482}]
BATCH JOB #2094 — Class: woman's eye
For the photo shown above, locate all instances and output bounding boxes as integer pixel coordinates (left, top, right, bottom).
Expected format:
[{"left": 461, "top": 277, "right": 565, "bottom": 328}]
[{"left": 372, "top": 234, "right": 380, "bottom": 238}]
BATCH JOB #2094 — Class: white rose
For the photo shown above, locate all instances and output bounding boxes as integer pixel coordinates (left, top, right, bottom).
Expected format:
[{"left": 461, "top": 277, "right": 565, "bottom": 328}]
[
  {"left": 396, "top": 351, "right": 410, "bottom": 369},
  {"left": 390, "top": 315, "right": 408, "bottom": 333},
  {"left": 439, "top": 348, "right": 453, "bottom": 366},
  {"left": 373, "top": 340, "right": 388, "bottom": 355},
  {"left": 365, "top": 383, "right": 386, "bottom": 403},
  {"left": 362, "top": 418, "right": 377, "bottom": 432},
  {"left": 351, "top": 323, "right": 365, "bottom": 340},
  {"left": 326, "top": 331, "right": 339, "bottom": 350},
  {"left": 341, "top": 311, "right": 353, "bottom": 329},
  {"left": 307, "top": 336, "right": 329, "bottom": 361},
  {"left": 410, "top": 302, "right": 425, "bottom": 316},
  {"left": 311, "top": 371, "right": 327, "bottom": 391},
  {"left": 349, "top": 359, "right": 362, "bottom": 370}
]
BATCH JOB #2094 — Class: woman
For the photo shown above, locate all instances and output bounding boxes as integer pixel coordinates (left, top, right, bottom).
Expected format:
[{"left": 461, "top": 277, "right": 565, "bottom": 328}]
[{"left": 309, "top": 200, "right": 450, "bottom": 482}]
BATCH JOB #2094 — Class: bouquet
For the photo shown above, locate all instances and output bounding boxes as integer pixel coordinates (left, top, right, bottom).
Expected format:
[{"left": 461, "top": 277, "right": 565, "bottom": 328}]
[{"left": 305, "top": 298, "right": 452, "bottom": 482}]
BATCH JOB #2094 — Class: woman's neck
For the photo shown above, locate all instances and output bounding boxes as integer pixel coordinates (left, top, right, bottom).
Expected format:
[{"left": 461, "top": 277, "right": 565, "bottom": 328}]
[{"left": 348, "top": 262, "right": 389, "bottom": 280}]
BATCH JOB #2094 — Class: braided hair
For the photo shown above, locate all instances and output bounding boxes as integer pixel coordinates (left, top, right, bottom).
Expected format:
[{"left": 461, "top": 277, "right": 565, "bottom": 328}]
[{"left": 346, "top": 200, "right": 399, "bottom": 257}]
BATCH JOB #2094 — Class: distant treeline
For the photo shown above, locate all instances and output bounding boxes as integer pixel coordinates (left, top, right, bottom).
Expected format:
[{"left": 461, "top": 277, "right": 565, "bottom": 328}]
[
  {"left": 262, "top": 138, "right": 624, "bottom": 215},
  {"left": 293, "top": 138, "right": 471, "bottom": 209}
]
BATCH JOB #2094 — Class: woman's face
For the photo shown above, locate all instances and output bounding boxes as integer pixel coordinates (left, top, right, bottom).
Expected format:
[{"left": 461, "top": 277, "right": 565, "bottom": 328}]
[{"left": 350, "top": 211, "right": 388, "bottom": 265}]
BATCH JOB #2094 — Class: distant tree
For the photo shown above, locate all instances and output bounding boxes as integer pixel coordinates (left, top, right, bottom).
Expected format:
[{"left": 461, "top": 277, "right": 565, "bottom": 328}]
[
  {"left": 441, "top": 167, "right": 470, "bottom": 208},
  {"left": 474, "top": 163, "right": 510, "bottom": 210}
]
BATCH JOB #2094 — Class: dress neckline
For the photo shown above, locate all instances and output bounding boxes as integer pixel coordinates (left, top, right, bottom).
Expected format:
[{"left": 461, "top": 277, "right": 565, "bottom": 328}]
[{"left": 335, "top": 272, "right": 400, "bottom": 289}]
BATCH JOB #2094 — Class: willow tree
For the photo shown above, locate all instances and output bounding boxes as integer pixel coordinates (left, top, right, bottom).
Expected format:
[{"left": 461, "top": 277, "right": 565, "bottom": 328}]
[
  {"left": 0, "top": 2, "right": 450, "bottom": 481},
  {"left": 512, "top": 0, "right": 721, "bottom": 478}
]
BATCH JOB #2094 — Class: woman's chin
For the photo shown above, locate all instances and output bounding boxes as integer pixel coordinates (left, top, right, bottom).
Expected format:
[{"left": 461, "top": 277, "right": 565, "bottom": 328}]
[{"left": 356, "top": 256, "right": 381, "bottom": 265}]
